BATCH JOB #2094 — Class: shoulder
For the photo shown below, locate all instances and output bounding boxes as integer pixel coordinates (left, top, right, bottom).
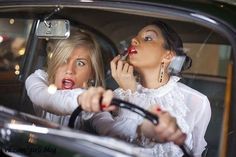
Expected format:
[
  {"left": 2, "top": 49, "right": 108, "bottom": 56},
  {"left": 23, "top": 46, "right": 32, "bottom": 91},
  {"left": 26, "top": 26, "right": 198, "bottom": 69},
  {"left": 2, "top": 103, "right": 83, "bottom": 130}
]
[
  {"left": 33, "top": 69, "right": 48, "bottom": 79},
  {"left": 176, "top": 82, "right": 210, "bottom": 110},
  {"left": 176, "top": 82, "right": 211, "bottom": 125},
  {"left": 27, "top": 69, "right": 48, "bottom": 82},
  {"left": 25, "top": 69, "right": 48, "bottom": 87},
  {"left": 177, "top": 82, "right": 207, "bottom": 100}
]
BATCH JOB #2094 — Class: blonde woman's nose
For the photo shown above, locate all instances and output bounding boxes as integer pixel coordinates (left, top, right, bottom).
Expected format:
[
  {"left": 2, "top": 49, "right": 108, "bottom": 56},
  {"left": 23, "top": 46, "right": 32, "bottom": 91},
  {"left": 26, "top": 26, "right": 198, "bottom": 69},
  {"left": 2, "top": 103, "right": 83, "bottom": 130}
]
[
  {"left": 65, "top": 70, "right": 72, "bottom": 75},
  {"left": 65, "top": 62, "right": 74, "bottom": 75}
]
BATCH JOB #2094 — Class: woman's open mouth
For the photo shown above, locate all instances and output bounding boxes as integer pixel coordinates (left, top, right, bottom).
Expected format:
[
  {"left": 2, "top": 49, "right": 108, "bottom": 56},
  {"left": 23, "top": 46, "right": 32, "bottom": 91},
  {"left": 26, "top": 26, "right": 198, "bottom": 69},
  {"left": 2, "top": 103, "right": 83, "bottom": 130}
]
[
  {"left": 62, "top": 78, "right": 75, "bottom": 90},
  {"left": 128, "top": 46, "right": 137, "bottom": 55}
]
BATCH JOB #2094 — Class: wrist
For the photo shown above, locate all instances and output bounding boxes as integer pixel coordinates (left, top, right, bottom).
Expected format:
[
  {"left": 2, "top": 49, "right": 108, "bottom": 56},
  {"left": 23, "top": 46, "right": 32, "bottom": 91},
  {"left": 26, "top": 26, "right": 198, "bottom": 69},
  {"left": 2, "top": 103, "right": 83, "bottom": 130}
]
[
  {"left": 121, "top": 83, "right": 137, "bottom": 93},
  {"left": 135, "top": 123, "right": 158, "bottom": 147}
]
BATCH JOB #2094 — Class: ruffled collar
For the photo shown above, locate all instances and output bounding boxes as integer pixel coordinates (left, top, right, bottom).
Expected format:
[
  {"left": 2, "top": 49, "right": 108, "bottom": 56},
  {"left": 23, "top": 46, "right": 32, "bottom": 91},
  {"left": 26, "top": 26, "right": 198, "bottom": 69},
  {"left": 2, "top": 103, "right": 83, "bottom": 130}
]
[{"left": 137, "top": 76, "right": 180, "bottom": 97}]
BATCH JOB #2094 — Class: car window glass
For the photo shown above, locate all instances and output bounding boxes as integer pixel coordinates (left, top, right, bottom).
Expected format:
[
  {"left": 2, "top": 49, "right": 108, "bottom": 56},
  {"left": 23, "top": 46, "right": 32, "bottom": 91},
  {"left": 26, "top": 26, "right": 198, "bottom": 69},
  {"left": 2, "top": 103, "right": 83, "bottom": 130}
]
[
  {"left": 0, "top": 18, "right": 32, "bottom": 109},
  {"left": 184, "top": 43, "right": 231, "bottom": 77}
]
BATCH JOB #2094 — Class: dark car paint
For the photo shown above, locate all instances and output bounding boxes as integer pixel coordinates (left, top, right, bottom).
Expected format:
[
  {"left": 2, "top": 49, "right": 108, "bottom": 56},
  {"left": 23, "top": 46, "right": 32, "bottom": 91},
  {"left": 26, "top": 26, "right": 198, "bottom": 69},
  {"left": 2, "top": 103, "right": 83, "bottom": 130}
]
[{"left": 0, "top": 106, "right": 143, "bottom": 157}]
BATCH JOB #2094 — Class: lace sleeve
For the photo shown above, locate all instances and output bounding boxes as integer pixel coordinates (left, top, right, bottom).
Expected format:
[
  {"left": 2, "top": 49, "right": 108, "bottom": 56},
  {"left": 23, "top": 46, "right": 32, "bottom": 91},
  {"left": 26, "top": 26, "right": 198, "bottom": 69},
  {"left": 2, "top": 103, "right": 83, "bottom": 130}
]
[{"left": 113, "top": 88, "right": 133, "bottom": 101}]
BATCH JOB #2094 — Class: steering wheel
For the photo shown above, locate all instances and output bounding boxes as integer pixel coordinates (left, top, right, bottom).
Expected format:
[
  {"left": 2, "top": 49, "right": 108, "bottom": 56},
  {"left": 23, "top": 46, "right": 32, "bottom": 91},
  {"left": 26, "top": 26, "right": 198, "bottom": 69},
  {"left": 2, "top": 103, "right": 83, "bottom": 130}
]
[{"left": 68, "top": 98, "right": 192, "bottom": 157}]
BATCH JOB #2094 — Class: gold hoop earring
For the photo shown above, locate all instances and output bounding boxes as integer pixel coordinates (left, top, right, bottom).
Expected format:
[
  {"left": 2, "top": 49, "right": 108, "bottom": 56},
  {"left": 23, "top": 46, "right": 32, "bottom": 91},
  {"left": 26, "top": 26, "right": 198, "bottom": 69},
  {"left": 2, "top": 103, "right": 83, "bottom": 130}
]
[{"left": 159, "top": 62, "right": 164, "bottom": 83}]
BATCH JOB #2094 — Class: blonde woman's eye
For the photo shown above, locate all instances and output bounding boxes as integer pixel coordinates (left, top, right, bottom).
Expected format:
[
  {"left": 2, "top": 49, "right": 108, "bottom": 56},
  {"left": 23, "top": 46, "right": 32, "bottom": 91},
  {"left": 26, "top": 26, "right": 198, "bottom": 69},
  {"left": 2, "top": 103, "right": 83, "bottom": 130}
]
[{"left": 76, "top": 60, "right": 85, "bottom": 66}]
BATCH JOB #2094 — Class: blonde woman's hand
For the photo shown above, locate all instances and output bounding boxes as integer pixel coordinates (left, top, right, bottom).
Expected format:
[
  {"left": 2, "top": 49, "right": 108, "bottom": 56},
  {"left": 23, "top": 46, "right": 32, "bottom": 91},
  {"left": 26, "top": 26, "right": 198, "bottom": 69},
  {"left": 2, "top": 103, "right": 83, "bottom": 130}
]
[
  {"left": 110, "top": 55, "right": 137, "bottom": 92},
  {"left": 78, "top": 87, "right": 116, "bottom": 112},
  {"left": 139, "top": 107, "right": 186, "bottom": 145}
]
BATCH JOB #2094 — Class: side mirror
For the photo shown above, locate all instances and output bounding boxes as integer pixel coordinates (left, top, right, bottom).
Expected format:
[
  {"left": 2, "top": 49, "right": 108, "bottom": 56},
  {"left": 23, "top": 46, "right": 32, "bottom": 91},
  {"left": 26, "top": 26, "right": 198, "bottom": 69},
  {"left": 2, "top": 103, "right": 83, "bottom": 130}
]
[{"left": 36, "top": 19, "right": 70, "bottom": 39}]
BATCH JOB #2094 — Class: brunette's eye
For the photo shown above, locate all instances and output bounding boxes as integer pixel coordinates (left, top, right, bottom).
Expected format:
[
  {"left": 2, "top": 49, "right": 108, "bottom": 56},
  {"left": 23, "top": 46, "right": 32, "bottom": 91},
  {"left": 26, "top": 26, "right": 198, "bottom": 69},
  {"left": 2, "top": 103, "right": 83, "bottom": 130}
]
[
  {"left": 144, "top": 36, "right": 152, "bottom": 41},
  {"left": 76, "top": 60, "right": 85, "bottom": 66}
]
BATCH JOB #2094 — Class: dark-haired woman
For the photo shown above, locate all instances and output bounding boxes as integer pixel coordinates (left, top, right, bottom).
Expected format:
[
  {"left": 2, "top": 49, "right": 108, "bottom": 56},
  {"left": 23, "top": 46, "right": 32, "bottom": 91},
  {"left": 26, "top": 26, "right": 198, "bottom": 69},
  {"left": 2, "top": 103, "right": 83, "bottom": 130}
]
[{"left": 79, "top": 21, "right": 211, "bottom": 157}]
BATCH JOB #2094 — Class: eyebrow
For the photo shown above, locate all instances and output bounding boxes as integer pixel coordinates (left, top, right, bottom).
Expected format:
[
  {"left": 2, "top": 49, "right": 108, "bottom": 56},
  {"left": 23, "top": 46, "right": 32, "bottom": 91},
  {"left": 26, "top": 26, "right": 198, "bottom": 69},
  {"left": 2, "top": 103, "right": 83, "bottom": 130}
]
[
  {"left": 145, "top": 29, "right": 159, "bottom": 36},
  {"left": 76, "top": 58, "right": 89, "bottom": 62}
]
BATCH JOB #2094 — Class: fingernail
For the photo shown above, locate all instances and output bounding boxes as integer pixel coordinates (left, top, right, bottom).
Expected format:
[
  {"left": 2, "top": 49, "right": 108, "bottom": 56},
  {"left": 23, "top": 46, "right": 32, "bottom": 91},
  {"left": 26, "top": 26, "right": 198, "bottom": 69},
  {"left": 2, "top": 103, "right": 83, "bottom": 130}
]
[
  {"left": 156, "top": 107, "right": 162, "bottom": 112},
  {"left": 100, "top": 104, "right": 107, "bottom": 110}
]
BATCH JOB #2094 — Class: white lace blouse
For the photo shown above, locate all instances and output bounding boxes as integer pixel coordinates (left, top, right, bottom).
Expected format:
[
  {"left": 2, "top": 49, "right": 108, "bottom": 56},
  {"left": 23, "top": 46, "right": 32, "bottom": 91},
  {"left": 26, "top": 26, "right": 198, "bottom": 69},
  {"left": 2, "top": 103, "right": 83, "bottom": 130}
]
[
  {"left": 25, "top": 69, "right": 93, "bottom": 127},
  {"left": 90, "top": 76, "right": 211, "bottom": 157}
]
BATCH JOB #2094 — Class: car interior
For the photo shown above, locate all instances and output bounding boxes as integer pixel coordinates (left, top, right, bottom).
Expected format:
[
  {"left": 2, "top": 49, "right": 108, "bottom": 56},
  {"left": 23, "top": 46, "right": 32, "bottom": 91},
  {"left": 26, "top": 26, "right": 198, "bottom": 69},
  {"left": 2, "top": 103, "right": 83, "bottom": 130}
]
[{"left": 0, "top": 6, "right": 234, "bottom": 157}]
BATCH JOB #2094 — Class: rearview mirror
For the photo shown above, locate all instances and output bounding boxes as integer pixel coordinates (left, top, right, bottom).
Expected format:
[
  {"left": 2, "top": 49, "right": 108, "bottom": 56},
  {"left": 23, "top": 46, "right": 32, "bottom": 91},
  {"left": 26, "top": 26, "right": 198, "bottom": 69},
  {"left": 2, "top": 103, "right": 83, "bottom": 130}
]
[{"left": 36, "top": 20, "right": 70, "bottom": 39}]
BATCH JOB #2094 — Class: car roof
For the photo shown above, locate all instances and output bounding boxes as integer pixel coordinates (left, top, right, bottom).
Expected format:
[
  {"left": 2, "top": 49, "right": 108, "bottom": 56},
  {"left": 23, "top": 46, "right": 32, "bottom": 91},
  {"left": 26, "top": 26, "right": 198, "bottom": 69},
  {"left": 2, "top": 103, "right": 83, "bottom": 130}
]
[
  {"left": 0, "top": 0, "right": 235, "bottom": 27},
  {"left": 0, "top": 0, "right": 235, "bottom": 44}
]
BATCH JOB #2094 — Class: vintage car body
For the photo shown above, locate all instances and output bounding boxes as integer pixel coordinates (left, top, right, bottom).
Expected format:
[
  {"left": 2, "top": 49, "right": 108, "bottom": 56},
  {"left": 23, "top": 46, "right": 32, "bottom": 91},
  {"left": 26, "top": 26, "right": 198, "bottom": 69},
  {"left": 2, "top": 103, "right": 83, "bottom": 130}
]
[{"left": 0, "top": 0, "right": 235, "bottom": 157}]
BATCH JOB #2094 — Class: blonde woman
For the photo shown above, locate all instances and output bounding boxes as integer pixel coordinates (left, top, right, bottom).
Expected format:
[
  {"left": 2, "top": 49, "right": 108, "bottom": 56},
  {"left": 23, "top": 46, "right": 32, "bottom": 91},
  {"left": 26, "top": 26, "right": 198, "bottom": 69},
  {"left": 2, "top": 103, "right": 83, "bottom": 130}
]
[{"left": 25, "top": 29, "right": 105, "bottom": 127}]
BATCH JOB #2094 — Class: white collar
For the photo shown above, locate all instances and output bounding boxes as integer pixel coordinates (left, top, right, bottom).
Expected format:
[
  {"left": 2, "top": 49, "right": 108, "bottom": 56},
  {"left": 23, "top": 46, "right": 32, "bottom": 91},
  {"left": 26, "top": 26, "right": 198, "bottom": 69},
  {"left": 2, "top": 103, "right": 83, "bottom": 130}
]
[{"left": 137, "top": 76, "right": 180, "bottom": 97}]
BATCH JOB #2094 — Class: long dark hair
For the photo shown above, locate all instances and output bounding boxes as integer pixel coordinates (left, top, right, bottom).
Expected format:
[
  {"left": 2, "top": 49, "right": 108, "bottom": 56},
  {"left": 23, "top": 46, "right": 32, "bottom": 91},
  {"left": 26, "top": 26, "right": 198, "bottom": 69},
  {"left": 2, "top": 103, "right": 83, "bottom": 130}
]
[{"left": 151, "top": 21, "right": 192, "bottom": 72}]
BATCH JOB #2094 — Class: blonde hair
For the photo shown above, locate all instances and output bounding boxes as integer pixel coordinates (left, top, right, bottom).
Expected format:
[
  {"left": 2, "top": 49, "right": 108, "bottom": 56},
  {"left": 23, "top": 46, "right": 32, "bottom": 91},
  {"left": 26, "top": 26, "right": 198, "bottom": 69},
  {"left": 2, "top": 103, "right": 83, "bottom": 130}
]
[{"left": 47, "top": 29, "right": 105, "bottom": 87}]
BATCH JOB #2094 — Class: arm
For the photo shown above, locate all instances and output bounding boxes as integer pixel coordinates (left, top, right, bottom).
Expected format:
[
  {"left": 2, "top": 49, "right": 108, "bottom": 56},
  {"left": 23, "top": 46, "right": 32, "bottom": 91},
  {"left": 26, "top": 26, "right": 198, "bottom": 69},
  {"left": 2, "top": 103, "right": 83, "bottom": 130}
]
[
  {"left": 79, "top": 87, "right": 186, "bottom": 145},
  {"left": 79, "top": 87, "right": 142, "bottom": 139},
  {"left": 25, "top": 69, "right": 85, "bottom": 115},
  {"left": 90, "top": 112, "right": 139, "bottom": 140},
  {"left": 192, "top": 96, "right": 211, "bottom": 157},
  {"left": 138, "top": 110, "right": 186, "bottom": 145},
  {"left": 90, "top": 108, "right": 186, "bottom": 146}
]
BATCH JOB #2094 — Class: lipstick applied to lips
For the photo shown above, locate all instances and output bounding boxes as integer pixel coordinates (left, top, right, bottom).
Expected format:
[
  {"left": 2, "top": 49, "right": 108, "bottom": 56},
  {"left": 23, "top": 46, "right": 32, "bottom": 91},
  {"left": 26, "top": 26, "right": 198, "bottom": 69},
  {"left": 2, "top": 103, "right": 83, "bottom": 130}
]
[
  {"left": 120, "top": 45, "right": 137, "bottom": 61},
  {"left": 128, "top": 46, "right": 137, "bottom": 55}
]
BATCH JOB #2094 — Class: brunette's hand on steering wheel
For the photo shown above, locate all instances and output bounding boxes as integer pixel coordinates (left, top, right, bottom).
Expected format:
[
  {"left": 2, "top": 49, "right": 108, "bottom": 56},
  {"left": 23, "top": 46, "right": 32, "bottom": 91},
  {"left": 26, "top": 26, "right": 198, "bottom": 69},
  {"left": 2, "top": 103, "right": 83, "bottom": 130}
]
[
  {"left": 110, "top": 55, "right": 137, "bottom": 92},
  {"left": 78, "top": 87, "right": 116, "bottom": 112},
  {"left": 140, "top": 107, "right": 186, "bottom": 146}
]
